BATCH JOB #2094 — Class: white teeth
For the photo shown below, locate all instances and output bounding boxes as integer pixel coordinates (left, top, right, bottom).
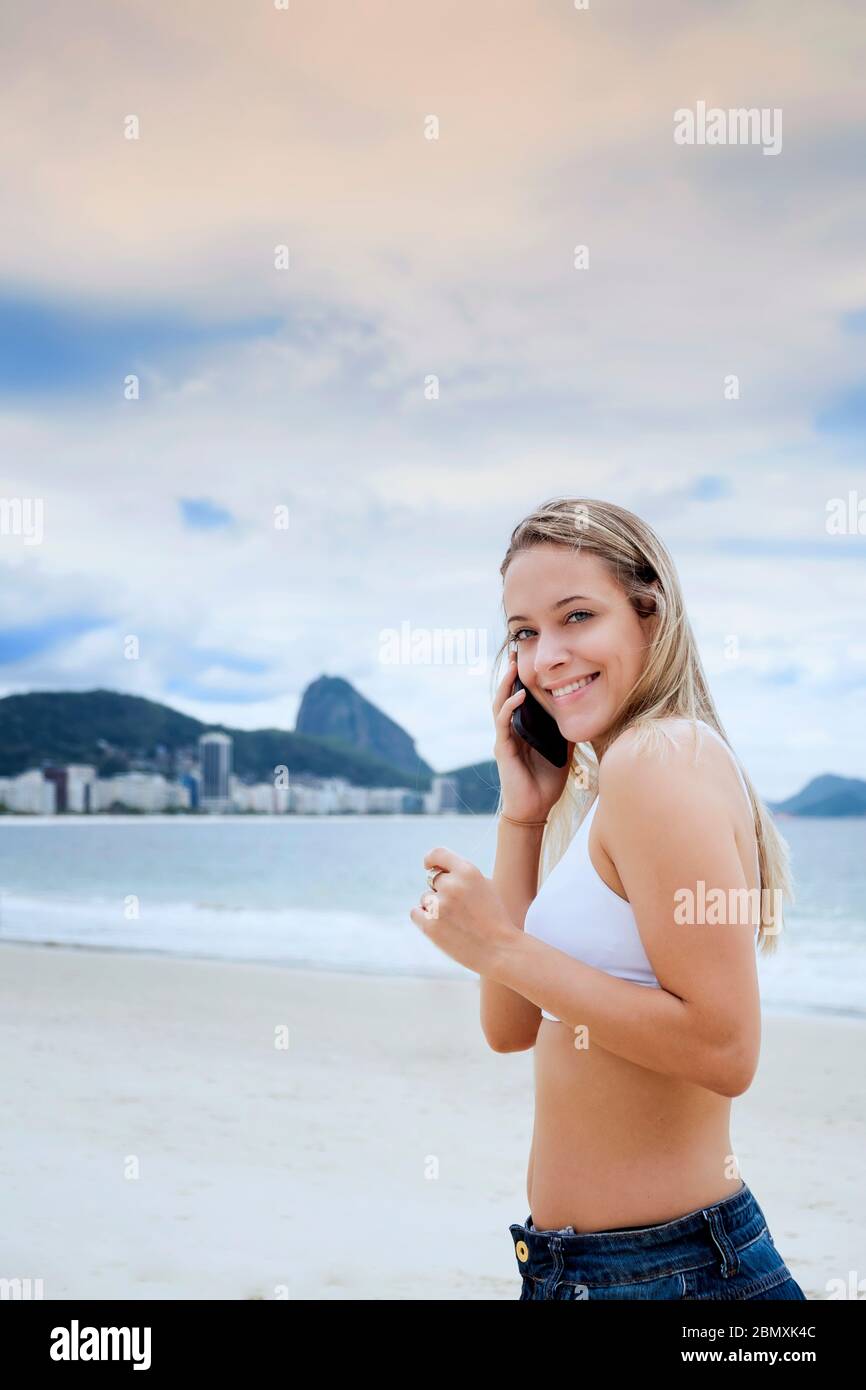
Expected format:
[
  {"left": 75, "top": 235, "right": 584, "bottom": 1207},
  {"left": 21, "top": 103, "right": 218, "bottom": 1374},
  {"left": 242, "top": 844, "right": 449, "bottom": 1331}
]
[{"left": 551, "top": 673, "right": 599, "bottom": 697}]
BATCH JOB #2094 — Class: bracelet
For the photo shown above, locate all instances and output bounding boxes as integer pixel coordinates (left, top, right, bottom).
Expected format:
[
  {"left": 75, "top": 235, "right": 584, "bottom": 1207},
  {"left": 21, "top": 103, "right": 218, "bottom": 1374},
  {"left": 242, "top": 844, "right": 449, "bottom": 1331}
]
[{"left": 500, "top": 812, "right": 549, "bottom": 827}]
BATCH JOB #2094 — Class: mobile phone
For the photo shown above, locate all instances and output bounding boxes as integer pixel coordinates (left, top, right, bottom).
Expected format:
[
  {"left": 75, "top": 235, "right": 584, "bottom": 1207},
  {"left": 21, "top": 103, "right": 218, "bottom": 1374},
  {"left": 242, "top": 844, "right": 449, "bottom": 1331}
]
[{"left": 511, "top": 674, "right": 570, "bottom": 767}]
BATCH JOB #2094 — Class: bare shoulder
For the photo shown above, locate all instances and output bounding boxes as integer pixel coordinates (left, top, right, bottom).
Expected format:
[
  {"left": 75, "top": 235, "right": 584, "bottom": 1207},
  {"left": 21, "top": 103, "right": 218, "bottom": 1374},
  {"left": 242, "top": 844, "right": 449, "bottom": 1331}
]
[
  {"left": 596, "top": 717, "right": 760, "bottom": 904},
  {"left": 599, "top": 715, "right": 703, "bottom": 773},
  {"left": 598, "top": 716, "right": 728, "bottom": 808}
]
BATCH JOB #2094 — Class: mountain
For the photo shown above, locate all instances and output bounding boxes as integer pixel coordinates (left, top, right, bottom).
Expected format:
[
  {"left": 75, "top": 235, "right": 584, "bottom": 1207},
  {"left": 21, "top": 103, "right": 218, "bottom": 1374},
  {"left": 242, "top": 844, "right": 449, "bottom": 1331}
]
[
  {"left": 0, "top": 687, "right": 432, "bottom": 791},
  {"left": 769, "top": 774, "right": 866, "bottom": 818},
  {"left": 4, "top": 683, "right": 858, "bottom": 816},
  {"left": 295, "top": 675, "right": 433, "bottom": 782},
  {"left": 446, "top": 764, "right": 866, "bottom": 820}
]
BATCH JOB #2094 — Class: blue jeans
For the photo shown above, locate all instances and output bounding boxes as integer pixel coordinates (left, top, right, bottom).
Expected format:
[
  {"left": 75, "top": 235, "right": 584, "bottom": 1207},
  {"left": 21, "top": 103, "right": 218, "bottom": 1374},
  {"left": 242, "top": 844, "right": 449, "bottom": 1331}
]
[{"left": 510, "top": 1181, "right": 807, "bottom": 1300}]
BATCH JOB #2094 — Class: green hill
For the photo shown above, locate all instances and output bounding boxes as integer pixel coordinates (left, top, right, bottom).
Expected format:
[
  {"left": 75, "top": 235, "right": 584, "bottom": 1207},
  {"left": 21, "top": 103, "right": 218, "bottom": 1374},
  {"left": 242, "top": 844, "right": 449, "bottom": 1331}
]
[{"left": 0, "top": 688, "right": 432, "bottom": 791}]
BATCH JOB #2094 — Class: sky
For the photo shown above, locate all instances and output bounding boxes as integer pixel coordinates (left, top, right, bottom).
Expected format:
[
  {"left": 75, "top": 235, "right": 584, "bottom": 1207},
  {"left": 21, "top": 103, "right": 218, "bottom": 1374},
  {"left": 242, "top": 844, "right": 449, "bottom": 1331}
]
[{"left": 0, "top": 0, "right": 864, "bottom": 799}]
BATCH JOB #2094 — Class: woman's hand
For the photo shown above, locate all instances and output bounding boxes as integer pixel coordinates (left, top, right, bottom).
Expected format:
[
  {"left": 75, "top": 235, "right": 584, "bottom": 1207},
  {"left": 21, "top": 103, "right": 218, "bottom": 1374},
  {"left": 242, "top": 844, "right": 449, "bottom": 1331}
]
[
  {"left": 409, "top": 846, "right": 521, "bottom": 976},
  {"left": 493, "top": 653, "right": 574, "bottom": 822}
]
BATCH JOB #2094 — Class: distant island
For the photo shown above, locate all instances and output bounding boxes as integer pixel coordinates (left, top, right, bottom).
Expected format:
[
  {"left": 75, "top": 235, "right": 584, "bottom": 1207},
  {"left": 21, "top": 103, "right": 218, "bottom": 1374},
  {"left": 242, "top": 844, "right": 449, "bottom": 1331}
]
[
  {"left": 768, "top": 774, "right": 866, "bottom": 818},
  {"left": 0, "top": 680, "right": 861, "bottom": 817}
]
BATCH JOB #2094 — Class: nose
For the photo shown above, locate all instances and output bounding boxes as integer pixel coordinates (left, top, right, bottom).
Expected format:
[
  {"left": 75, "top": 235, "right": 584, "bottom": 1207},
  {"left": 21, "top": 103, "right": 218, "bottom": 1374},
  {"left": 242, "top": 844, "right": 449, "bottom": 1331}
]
[{"left": 531, "top": 629, "right": 575, "bottom": 684}]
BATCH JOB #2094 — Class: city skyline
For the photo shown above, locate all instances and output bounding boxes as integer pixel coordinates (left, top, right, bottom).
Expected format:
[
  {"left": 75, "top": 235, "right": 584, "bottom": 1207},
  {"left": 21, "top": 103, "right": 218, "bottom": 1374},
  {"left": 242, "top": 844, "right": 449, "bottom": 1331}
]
[{"left": 0, "top": 719, "right": 461, "bottom": 816}]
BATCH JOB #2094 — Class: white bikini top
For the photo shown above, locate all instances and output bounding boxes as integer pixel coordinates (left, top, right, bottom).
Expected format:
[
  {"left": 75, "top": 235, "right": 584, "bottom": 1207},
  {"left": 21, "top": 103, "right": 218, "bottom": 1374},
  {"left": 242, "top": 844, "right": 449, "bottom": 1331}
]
[{"left": 523, "top": 720, "right": 760, "bottom": 1023}]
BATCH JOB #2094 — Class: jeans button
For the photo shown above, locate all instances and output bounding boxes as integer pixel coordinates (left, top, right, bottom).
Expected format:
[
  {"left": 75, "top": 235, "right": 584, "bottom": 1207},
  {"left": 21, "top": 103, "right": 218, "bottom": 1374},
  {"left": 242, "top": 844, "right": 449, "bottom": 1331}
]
[{"left": 515, "top": 1240, "right": 529, "bottom": 1262}]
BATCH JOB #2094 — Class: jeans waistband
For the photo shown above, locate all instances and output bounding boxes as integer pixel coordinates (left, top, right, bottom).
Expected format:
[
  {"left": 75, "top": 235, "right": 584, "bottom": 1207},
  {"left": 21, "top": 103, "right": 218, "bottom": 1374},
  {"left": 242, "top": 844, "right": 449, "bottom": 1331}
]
[{"left": 511, "top": 1181, "right": 766, "bottom": 1276}]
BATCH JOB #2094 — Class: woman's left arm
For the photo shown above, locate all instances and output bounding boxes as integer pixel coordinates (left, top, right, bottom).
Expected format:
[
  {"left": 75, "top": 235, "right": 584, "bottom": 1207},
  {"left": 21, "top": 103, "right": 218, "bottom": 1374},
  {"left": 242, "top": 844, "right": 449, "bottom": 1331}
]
[{"left": 488, "top": 730, "right": 762, "bottom": 1097}]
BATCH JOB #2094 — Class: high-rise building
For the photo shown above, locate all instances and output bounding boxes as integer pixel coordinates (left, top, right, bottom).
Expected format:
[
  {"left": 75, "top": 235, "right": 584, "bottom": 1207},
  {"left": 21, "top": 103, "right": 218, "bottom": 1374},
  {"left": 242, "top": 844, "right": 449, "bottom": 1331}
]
[
  {"left": 198, "top": 732, "right": 233, "bottom": 813},
  {"left": 427, "top": 774, "right": 459, "bottom": 813},
  {"left": 43, "top": 764, "right": 96, "bottom": 813}
]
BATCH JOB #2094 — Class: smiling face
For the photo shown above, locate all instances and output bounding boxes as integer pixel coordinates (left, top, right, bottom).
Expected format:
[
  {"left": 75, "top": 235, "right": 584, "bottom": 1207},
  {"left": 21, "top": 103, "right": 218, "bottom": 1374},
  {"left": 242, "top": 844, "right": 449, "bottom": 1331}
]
[{"left": 503, "top": 544, "right": 654, "bottom": 754}]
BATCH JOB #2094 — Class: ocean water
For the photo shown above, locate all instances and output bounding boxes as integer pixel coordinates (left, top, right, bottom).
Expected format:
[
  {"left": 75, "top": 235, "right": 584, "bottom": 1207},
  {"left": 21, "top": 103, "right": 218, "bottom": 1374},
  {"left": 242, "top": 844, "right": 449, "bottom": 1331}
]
[{"left": 0, "top": 814, "right": 863, "bottom": 1020}]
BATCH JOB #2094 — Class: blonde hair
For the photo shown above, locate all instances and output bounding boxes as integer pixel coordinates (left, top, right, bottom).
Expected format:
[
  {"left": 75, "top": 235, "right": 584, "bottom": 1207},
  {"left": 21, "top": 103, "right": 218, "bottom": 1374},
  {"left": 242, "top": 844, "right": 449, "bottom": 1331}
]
[{"left": 491, "top": 497, "right": 793, "bottom": 953}]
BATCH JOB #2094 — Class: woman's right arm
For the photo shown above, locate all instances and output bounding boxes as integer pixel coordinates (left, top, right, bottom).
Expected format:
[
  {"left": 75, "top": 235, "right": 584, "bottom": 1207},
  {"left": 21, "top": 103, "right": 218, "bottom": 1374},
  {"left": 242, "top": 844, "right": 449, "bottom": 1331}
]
[
  {"left": 480, "top": 816, "right": 546, "bottom": 1051},
  {"left": 480, "top": 654, "right": 573, "bottom": 1052}
]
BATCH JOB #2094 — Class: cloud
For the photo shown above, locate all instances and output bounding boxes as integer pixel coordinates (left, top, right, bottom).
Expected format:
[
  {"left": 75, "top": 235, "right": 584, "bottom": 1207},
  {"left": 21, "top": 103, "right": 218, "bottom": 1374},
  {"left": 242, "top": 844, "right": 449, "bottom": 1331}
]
[
  {"left": 165, "top": 673, "right": 271, "bottom": 703},
  {"left": 714, "top": 537, "right": 866, "bottom": 559},
  {"left": 0, "top": 0, "right": 864, "bottom": 795}
]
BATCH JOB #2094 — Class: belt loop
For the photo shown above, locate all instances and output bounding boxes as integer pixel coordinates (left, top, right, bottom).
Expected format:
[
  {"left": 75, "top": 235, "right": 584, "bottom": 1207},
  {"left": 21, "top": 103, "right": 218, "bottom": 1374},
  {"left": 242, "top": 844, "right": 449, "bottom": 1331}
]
[
  {"left": 703, "top": 1206, "right": 740, "bottom": 1278},
  {"left": 544, "top": 1234, "right": 565, "bottom": 1298}
]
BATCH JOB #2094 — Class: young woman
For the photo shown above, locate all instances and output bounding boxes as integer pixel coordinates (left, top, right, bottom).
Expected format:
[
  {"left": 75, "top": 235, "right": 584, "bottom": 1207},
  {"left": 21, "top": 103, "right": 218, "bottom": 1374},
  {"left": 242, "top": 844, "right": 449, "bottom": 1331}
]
[{"left": 410, "top": 497, "right": 807, "bottom": 1301}]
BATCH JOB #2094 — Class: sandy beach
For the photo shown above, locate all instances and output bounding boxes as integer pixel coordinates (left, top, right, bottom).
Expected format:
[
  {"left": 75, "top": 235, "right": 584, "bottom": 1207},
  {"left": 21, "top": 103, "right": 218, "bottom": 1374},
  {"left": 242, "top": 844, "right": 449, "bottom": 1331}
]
[{"left": 2, "top": 941, "right": 863, "bottom": 1300}]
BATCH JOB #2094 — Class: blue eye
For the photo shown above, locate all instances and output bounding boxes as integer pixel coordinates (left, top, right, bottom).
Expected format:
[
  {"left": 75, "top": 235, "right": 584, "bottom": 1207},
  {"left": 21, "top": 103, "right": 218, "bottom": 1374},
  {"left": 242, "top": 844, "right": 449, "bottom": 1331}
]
[{"left": 509, "top": 610, "right": 593, "bottom": 643}]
